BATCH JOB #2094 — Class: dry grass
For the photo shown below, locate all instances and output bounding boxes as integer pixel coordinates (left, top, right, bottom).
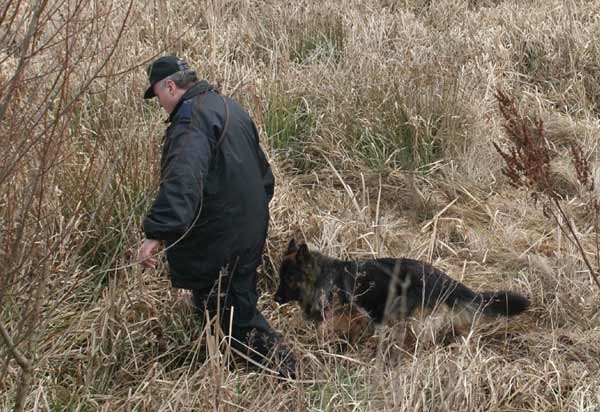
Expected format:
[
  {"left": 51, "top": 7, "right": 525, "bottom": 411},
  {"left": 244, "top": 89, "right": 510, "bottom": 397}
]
[{"left": 2, "top": 0, "right": 600, "bottom": 410}]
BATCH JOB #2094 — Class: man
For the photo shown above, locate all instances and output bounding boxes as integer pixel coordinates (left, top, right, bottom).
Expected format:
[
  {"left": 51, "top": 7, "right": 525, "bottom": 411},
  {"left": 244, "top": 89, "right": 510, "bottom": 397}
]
[{"left": 137, "top": 55, "right": 296, "bottom": 378}]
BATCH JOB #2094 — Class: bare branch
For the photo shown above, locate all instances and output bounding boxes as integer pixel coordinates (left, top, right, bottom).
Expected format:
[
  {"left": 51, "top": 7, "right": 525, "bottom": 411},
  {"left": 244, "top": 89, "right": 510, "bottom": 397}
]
[
  {"left": 0, "top": 0, "right": 46, "bottom": 124},
  {"left": 0, "top": 322, "right": 30, "bottom": 371}
]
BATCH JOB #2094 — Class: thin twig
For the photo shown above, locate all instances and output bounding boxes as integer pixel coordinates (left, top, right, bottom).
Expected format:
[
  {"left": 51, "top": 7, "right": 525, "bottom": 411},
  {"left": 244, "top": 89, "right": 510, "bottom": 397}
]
[
  {"left": 0, "top": 322, "right": 30, "bottom": 371},
  {"left": 553, "top": 199, "right": 600, "bottom": 289}
]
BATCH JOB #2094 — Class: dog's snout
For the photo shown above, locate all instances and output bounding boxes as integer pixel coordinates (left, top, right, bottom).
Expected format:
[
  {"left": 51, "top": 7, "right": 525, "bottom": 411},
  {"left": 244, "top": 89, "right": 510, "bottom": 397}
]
[
  {"left": 306, "top": 302, "right": 324, "bottom": 322},
  {"left": 310, "top": 311, "right": 323, "bottom": 322}
]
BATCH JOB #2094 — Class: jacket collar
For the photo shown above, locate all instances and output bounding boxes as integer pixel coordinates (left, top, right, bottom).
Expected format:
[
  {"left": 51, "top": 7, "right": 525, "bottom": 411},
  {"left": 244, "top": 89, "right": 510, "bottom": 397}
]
[{"left": 166, "top": 80, "right": 215, "bottom": 123}]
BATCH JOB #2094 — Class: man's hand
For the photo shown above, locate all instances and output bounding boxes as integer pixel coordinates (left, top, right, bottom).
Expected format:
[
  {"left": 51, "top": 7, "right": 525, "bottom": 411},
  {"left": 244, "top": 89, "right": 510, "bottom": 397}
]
[{"left": 137, "top": 238, "right": 162, "bottom": 269}]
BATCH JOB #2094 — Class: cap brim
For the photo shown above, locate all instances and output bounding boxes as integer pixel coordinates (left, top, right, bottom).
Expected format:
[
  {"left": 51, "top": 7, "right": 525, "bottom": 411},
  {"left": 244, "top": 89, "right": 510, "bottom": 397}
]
[{"left": 143, "top": 85, "right": 155, "bottom": 99}]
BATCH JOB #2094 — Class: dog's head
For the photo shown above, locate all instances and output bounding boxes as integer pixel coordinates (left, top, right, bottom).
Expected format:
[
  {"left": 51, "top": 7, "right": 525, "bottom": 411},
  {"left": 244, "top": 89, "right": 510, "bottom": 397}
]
[
  {"left": 275, "top": 239, "right": 323, "bottom": 318},
  {"left": 275, "top": 239, "right": 314, "bottom": 304}
]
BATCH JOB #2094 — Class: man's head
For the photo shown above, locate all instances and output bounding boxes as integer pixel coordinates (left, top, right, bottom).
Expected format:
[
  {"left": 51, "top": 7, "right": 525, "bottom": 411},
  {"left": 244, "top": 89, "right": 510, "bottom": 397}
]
[{"left": 144, "top": 55, "right": 198, "bottom": 114}]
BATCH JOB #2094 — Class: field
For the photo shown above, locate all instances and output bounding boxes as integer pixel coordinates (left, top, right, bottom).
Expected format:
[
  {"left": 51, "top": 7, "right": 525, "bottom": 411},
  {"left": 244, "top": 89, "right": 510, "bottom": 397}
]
[{"left": 2, "top": 0, "right": 600, "bottom": 410}]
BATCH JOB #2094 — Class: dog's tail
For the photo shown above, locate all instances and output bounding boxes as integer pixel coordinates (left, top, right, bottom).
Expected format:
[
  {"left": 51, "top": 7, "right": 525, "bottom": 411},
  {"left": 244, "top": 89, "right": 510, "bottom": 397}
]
[
  {"left": 475, "top": 290, "right": 530, "bottom": 316},
  {"left": 418, "top": 264, "right": 529, "bottom": 318}
]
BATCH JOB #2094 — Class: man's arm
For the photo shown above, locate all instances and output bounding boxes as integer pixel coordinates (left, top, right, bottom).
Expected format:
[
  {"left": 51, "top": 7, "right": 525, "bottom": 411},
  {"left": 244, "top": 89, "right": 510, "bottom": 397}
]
[
  {"left": 252, "top": 122, "right": 275, "bottom": 203},
  {"left": 143, "top": 122, "right": 214, "bottom": 242},
  {"left": 258, "top": 145, "right": 275, "bottom": 203}
]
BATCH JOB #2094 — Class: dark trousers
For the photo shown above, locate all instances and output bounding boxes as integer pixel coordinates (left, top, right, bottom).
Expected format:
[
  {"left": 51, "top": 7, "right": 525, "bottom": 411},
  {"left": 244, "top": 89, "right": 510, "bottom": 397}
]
[{"left": 191, "top": 266, "right": 281, "bottom": 363}]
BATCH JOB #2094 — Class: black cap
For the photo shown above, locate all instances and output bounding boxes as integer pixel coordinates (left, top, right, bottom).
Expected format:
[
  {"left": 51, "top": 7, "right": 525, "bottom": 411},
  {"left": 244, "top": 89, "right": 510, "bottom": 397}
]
[{"left": 144, "top": 55, "right": 190, "bottom": 99}]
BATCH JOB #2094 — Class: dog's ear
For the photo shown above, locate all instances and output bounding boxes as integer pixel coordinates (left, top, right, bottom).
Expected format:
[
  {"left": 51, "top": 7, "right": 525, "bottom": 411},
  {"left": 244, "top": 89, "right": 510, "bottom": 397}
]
[
  {"left": 286, "top": 238, "right": 298, "bottom": 253},
  {"left": 296, "top": 243, "right": 311, "bottom": 265}
]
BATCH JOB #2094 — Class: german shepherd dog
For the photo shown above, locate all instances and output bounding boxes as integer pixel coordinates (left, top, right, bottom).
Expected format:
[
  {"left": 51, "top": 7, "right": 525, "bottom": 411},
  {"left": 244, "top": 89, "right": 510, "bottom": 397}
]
[{"left": 275, "top": 239, "right": 529, "bottom": 344}]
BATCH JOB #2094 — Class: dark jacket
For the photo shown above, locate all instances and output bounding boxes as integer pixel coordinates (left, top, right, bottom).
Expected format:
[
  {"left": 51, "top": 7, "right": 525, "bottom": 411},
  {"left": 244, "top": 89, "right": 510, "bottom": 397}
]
[{"left": 143, "top": 81, "right": 275, "bottom": 289}]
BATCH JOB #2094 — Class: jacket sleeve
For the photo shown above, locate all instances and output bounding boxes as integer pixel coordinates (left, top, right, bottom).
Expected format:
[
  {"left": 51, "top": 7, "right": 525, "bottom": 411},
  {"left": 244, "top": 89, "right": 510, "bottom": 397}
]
[
  {"left": 258, "top": 145, "right": 275, "bottom": 203},
  {"left": 143, "top": 122, "right": 213, "bottom": 241},
  {"left": 252, "top": 122, "right": 275, "bottom": 203}
]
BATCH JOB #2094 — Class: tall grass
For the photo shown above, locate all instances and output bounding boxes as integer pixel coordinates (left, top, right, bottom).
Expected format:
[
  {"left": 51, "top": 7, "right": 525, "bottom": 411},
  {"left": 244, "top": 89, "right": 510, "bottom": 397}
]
[{"left": 2, "top": 0, "right": 600, "bottom": 410}]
